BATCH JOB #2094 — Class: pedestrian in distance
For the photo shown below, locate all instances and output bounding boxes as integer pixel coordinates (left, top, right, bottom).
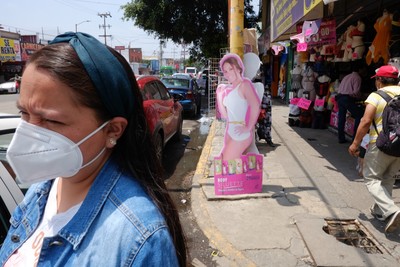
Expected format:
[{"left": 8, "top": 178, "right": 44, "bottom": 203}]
[
  {"left": 216, "top": 53, "right": 261, "bottom": 161},
  {"left": 348, "top": 65, "right": 400, "bottom": 233},
  {"left": 257, "top": 89, "right": 275, "bottom": 147},
  {"left": 0, "top": 32, "right": 186, "bottom": 266},
  {"left": 335, "top": 62, "right": 364, "bottom": 143}
]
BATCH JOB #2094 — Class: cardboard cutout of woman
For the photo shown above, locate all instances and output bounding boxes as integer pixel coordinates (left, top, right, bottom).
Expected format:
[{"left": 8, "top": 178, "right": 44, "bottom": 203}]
[{"left": 216, "top": 53, "right": 261, "bottom": 161}]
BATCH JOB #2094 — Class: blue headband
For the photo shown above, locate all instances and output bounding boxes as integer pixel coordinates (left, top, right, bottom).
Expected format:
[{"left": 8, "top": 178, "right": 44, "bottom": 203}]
[{"left": 50, "top": 32, "right": 134, "bottom": 119}]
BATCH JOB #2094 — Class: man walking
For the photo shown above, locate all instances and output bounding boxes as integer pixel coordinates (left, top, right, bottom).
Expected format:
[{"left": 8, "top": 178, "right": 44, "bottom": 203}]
[
  {"left": 336, "top": 64, "right": 364, "bottom": 143},
  {"left": 349, "top": 65, "right": 400, "bottom": 233}
]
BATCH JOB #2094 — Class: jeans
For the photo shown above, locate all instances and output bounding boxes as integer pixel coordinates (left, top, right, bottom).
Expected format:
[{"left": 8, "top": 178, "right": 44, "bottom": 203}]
[{"left": 336, "top": 94, "right": 364, "bottom": 142}]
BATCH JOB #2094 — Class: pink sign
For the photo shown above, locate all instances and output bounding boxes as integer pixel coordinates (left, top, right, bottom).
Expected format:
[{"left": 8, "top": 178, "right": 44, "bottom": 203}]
[
  {"left": 297, "top": 42, "right": 308, "bottom": 52},
  {"left": 214, "top": 154, "right": 263, "bottom": 195},
  {"left": 315, "top": 98, "right": 325, "bottom": 107},
  {"left": 297, "top": 98, "right": 312, "bottom": 110},
  {"left": 290, "top": 97, "right": 300, "bottom": 105}
]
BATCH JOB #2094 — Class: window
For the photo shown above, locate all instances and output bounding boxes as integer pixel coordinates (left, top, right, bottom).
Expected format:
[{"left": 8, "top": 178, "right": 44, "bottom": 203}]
[
  {"left": 0, "top": 196, "right": 10, "bottom": 248},
  {"left": 144, "top": 82, "right": 161, "bottom": 100},
  {"left": 156, "top": 82, "right": 171, "bottom": 101}
]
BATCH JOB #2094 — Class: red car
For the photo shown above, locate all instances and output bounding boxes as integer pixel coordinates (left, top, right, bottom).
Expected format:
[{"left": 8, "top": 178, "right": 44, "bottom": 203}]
[{"left": 136, "top": 76, "right": 183, "bottom": 159}]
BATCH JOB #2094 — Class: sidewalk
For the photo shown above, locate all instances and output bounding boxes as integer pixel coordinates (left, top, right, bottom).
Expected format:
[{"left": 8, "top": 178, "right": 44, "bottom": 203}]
[{"left": 191, "top": 103, "right": 400, "bottom": 267}]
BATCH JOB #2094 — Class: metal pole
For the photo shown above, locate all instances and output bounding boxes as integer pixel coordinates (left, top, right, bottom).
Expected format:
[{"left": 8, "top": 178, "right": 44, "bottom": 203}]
[
  {"left": 229, "top": 0, "right": 244, "bottom": 58},
  {"left": 75, "top": 20, "right": 90, "bottom": 33}
]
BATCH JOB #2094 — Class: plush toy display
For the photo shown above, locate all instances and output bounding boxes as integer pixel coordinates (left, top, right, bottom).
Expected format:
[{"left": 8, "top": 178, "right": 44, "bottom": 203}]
[{"left": 366, "top": 10, "right": 392, "bottom": 65}]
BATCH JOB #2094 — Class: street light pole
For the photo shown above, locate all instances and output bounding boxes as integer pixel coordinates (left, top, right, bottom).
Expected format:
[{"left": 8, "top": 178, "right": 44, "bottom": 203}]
[{"left": 75, "top": 20, "right": 90, "bottom": 32}]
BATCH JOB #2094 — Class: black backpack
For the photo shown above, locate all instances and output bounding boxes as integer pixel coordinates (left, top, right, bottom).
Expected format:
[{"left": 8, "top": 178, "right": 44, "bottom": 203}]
[{"left": 372, "top": 90, "right": 400, "bottom": 157}]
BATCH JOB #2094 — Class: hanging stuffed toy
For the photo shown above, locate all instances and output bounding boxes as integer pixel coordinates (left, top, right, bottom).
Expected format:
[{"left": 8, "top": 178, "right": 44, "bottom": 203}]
[{"left": 366, "top": 9, "right": 392, "bottom": 65}]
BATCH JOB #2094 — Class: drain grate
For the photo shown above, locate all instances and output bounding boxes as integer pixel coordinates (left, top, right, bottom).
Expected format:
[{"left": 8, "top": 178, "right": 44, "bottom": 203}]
[{"left": 323, "top": 218, "right": 387, "bottom": 254}]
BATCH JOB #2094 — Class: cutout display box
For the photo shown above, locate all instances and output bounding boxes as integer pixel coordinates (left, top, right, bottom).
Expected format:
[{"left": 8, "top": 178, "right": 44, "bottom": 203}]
[{"left": 214, "top": 153, "right": 263, "bottom": 195}]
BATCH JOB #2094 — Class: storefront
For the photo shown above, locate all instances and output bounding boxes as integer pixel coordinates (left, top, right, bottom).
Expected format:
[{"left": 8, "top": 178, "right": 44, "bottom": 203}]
[
  {"left": 0, "top": 32, "right": 43, "bottom": 82},
  {"left": 262, "top": 0, "right": 400, "bottom": 139}
]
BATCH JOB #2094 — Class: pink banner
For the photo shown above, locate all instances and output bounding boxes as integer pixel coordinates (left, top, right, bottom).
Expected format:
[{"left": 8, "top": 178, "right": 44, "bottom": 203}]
[{"left": 297, "top": 98, "right": 312, "bottom": 110}]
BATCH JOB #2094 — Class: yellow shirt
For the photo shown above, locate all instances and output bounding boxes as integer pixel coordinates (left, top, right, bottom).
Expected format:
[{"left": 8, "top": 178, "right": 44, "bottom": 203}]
[{"left": 365, "top": 86, "right": 400, "bottom": 143}]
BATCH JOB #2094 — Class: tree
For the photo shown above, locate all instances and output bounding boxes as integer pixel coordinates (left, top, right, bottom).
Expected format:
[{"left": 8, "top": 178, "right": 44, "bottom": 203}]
[{"left": 122, "top": 0, "right": 258, "bottom": 62}]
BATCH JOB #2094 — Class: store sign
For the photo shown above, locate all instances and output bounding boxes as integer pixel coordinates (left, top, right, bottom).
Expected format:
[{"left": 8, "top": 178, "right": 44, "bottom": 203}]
[
  {"left": 270, "top": 0, "right": 323, "bottom": 41},
  {"left": 21, "top": 43, "right": 45, "bottom": 61},
  {"left": 115, "top": 46, "right": 125, "bottom": 51},
  {"left": 296, "top": 19, "right": 337, "bottom": 48},
  {"left": 0, "top": 38, "right": 21, "bottom": 62}
]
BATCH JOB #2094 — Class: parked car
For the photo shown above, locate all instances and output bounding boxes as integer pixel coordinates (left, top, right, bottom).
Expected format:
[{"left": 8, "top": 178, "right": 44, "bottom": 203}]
[
  {"left": 0, "top": 76, "right": 20, "bottom": 94},
  {"left": 172, "top": 73, "right": 192, "bottom": 79},
  {"left": 184, "top": 67, "right": 197, "bottom": 78},
  {"left": 161, "top": 76, "right": 201, "bottom": 117},
  {"left": 136, "top": 76, "right": 183, "bottom": 160},
  {"left": 0, "top": 114, "right": 24, "bottom": 247},
  {"left": 0, "top": 161, "right": 24, "bottom": 248},
  {"left": 196, "top": 68, "right": 209, "bottom": 94},
  {"left": 0, "top": 114, "right": 20, "bottom": 165}
]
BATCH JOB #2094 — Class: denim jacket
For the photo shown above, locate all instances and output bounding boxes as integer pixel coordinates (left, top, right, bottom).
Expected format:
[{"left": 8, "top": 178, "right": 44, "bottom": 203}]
[{"left": 0, "top": 158, "right": 179, "bottom": 266}]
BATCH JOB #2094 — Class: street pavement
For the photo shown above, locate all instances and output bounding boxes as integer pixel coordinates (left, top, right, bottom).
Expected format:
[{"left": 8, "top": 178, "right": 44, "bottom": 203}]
[{"left": 191, "top": 102, "right": 400, "bottom": 267}]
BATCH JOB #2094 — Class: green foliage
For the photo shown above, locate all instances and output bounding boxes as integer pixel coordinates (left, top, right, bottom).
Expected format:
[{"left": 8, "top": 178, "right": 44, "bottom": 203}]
[{"left": 122, "top": 0, "right": 258, "bottom": 61}]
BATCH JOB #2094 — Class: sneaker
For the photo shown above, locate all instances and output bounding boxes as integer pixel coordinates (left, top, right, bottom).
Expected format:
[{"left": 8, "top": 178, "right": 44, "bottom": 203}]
[
  {"left": 370, "top": 206, "right": 385, "bottom": 221},
  {"left": 385, "top": 210, "right": 400, "bottom": 233}
]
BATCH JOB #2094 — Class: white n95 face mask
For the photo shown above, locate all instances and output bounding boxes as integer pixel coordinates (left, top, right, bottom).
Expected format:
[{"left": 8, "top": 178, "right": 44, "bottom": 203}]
[{"left": 6, "top": 120, "right": 109, "bottom": 184}]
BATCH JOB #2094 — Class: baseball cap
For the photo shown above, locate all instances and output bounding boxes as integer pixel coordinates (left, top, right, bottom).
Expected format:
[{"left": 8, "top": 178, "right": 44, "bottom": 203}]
[{"left": 371, "top": 65, "right": 399, "bottom": 79}]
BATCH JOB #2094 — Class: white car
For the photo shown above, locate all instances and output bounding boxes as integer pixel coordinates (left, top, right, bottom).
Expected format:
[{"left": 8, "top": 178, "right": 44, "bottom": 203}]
[
  {"left": 0, "top": 77, "right": 20, "bottom": 94},
  {"left": 172, "top": 73, "right": 192, "bottom": 79},
  {"left": 0, "top": 114, "right": 24, "bottom": 247}
]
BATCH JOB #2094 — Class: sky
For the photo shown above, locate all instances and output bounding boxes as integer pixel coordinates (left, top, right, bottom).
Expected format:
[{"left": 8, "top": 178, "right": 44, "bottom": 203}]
[{"left": 2, "top": 0, "right": 259, "bottom": 58}]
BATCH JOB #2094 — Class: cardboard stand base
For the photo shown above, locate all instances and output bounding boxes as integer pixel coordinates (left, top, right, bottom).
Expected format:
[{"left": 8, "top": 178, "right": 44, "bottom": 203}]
[{"left": 214, "top": 153, "right": 263, "bottom": 195}]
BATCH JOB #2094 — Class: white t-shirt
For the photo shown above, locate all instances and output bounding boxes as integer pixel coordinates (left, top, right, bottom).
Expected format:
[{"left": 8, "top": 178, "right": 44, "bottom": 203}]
[{"left": 5, "top": 178, "right": 81, "bottom": 267}]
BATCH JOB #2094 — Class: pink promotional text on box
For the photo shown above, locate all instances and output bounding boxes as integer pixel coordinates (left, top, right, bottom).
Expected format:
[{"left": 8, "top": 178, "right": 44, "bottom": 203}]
[{"left": 214, "top": 153, "right": 263, "bottom": 195}]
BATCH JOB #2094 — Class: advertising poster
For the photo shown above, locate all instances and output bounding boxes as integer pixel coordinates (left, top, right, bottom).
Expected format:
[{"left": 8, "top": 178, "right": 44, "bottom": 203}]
[
  {"left": 0, "top": 38, "right": 21, "bottom": 62},
  {"left": 214, "top": 53, "right": 263, "bottom": 195},
  {"left": 214, "top": 154, "right": 263, "bottom": 195}
]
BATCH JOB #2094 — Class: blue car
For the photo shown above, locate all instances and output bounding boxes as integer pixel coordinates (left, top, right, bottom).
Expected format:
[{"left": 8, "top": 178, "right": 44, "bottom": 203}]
[{"left": 161, "top": 77, "right": 201, "bottom": 117}]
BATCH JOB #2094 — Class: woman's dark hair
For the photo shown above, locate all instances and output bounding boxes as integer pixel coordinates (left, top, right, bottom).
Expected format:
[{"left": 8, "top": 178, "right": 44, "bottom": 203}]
[{"left": 27, "top": 43, "right": 187, "bottom": 266}]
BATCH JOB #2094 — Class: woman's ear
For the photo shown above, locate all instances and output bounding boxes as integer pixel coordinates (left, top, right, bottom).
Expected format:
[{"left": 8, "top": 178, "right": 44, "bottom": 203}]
[{"left": 105, "top": 117, "right": 128, "bottom": 147}]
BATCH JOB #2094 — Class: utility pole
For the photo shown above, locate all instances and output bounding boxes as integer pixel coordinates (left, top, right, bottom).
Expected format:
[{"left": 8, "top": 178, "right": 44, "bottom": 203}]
[
  {"left": 159, "top": 39, "right": 165, "bottom": 67},
  {"left": 98, "top": 12, "right": 112, "bottom": 45},
  {"left": 181, "top": 44, "right": 187, "bottom": 65},
  {"left": 229, "top": 0, "right": 244, "bottom": 58}
]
